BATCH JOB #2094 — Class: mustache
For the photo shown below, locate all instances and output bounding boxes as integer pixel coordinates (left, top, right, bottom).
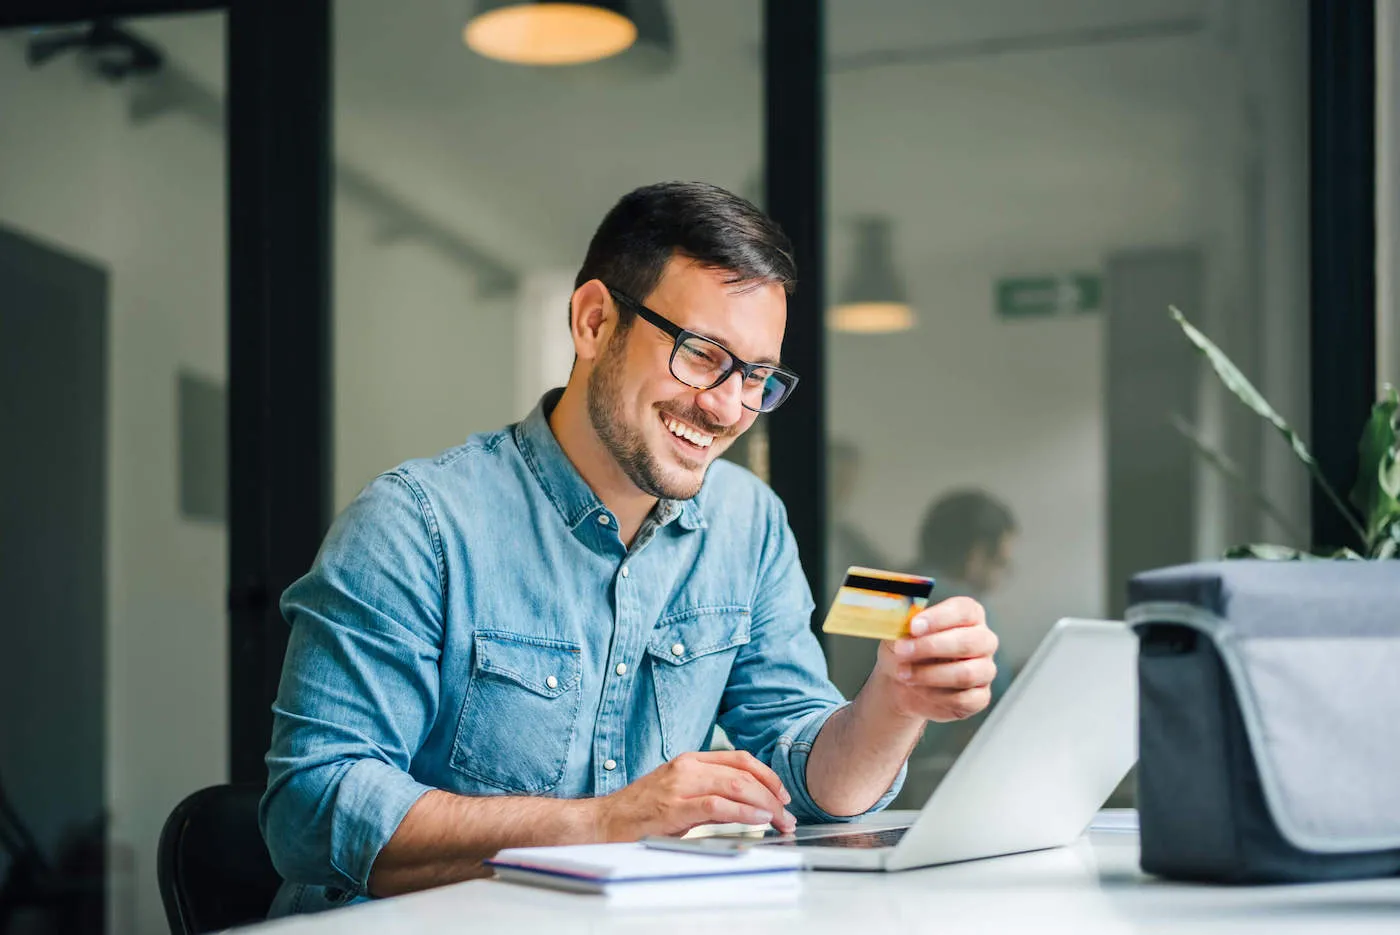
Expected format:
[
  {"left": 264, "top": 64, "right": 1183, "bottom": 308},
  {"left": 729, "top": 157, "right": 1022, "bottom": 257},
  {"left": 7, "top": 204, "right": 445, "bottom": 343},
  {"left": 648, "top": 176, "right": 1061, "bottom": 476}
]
[{"left": 656, "top": 404, "right": 738, "bottom": 439}]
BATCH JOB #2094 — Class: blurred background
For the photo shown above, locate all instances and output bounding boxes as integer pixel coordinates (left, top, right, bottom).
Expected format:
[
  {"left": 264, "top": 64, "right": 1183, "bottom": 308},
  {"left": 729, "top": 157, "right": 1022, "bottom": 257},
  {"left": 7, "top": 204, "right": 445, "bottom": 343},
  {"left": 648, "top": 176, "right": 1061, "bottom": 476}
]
[{"left": 1, "top": 1, "right": 1395, "bottom": 932}]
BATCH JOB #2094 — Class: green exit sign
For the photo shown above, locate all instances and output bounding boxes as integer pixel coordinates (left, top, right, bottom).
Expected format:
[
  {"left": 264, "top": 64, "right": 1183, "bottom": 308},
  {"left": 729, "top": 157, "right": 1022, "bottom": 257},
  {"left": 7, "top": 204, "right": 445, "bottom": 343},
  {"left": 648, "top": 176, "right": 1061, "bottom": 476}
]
[{"left": 996, "top": 273, "right": 1102, "bottom": 319}]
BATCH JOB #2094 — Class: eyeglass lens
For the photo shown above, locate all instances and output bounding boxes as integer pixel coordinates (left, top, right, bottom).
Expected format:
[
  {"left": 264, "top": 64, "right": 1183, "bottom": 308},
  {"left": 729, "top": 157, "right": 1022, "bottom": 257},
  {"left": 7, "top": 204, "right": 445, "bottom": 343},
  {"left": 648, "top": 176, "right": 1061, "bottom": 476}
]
[{"left": 672, "top": 335, "right": 793, "bottom": 412}]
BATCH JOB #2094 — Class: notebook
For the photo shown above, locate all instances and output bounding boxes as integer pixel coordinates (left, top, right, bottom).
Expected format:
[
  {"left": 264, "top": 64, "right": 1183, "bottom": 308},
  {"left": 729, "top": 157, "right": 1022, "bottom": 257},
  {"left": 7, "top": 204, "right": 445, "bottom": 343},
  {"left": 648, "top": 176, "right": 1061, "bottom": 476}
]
[{"left": 487, "top": 842, "right": 803, "bottom": 906}]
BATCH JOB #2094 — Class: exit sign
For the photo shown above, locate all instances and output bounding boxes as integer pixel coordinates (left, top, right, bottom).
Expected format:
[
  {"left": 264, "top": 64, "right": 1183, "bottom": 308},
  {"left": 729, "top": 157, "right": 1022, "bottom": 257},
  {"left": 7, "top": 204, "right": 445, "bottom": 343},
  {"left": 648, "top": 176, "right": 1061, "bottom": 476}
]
[{"left": 996, "top": 273, "right": 1102, "bottom": 319}]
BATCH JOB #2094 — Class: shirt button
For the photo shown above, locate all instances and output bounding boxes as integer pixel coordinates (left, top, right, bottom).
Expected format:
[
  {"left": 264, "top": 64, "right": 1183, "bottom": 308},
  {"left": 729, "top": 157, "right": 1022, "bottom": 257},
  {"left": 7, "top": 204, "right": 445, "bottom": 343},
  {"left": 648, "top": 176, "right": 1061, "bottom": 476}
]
[
  {"left": 620, "top": 565, "right": 629, "bottom": 578},
  {"left": 545, "top": 675, "right": 559, "bottom": 689},
  {"left": 671, "top": 642, "right": 685, "bottom": 656},
  {"left": 615, "top": 662, "right": 628, "bottom": 676},
  {"left": 604, "top": 759, "right": 617, "bottom": 771},
  {"left": 597, "top": 514, "right": 611, "bottom": 526}
]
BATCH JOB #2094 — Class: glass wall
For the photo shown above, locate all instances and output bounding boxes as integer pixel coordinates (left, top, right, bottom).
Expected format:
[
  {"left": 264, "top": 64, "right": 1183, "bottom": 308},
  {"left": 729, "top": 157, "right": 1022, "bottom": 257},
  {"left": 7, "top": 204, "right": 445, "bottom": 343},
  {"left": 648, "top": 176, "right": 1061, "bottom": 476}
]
[
  {"left": 331, "top": 0, "right": 763, "bottom": 506},
  {"left": 1381, "top": 0, "right": 1400, "bottom": 393},
  {"left": 0, "top": 13, "right": 227, "bottom": 935},
  {"left": 823, "top": 0, "right": 1310, "bottom": 806}
]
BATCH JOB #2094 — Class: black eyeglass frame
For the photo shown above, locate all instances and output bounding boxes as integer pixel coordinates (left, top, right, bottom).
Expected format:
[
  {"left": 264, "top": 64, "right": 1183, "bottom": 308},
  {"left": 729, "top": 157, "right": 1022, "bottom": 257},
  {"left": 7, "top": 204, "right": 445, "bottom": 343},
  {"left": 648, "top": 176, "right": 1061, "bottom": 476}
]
[{"left": 605, "top": 286, "right": 801, "bottom": 413}]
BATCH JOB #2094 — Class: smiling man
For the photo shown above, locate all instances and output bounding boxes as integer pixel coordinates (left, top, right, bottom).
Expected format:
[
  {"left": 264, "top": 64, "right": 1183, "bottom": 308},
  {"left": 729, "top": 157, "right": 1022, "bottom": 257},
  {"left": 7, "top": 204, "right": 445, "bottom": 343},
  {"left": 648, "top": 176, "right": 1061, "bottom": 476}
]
[{"left": 261, "top": 182, "right": 999, "bottom": 915}]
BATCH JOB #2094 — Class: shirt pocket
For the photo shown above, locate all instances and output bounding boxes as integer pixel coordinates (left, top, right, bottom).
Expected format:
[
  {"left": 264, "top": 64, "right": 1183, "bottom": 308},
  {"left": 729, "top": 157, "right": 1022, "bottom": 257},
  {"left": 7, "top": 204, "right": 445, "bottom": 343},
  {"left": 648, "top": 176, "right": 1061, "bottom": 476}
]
[
  {"left": 450, "top": 630, "right": 583, "bottom": 794},
  {"left": 646, "top": 607, "right": 751, "bottom": 761}
]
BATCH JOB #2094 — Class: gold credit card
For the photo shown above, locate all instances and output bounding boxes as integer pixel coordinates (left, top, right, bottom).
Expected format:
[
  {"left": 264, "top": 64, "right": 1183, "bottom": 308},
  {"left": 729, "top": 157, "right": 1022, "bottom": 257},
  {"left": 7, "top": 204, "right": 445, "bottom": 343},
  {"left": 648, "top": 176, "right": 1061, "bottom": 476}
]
[{"left": 820, "top": 566, "right": 936, "bottom": 641}]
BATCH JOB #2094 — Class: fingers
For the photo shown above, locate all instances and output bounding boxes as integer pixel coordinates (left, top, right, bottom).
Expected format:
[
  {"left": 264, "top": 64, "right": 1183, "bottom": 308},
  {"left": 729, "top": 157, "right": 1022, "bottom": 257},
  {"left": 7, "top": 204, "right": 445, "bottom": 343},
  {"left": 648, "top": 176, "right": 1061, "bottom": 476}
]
[
  {"left": 670, "top": 753, "right": 795, "bottom": 831},
  {"left": 679, "top": 794, "right": 778, "bottom": 828},
  {"left": 691, "top": 750, "right": 791, "bottom": 806},
  {"left": 909, "top": 596, "right": 986, "bottom": 634},
  {"left": 929, "top": 686, "right": 993, "bottom": 722},
  {"left": 693, "top": 765, "right": 794, "bottom": 830},
  {"left": 894, "top": 656, "right": 998, "bottom": 690},
  {"left": 893, "top": 622, "right": 999, "bottom": 662}
]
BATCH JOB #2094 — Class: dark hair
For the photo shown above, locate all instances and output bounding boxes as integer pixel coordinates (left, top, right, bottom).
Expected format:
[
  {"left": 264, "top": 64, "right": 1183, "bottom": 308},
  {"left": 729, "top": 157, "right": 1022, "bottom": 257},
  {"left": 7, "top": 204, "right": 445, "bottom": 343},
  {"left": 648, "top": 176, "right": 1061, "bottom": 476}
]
[
  {"left": 917, "top": 490, "right": 1017, "bottom": 572},
  {"left": 572, "top": 181, "right": 796, "bottom": 325}
]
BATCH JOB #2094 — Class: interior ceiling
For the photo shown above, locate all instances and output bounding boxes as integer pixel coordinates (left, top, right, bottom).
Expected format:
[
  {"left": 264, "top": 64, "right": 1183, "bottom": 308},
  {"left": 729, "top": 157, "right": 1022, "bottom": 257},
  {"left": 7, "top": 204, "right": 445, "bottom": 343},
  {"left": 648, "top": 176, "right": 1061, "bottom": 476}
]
[{"left": 139, "top": 0, "right": 1228, "bottom": 281}]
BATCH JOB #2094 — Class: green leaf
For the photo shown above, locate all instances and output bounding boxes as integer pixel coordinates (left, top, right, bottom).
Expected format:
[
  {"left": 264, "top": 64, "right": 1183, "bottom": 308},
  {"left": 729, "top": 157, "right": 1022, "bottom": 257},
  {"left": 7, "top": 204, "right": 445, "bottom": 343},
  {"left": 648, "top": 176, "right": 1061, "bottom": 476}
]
[
  {"left": 1379, "top": 517, "right": 1400, "bottom": 559},
  {"left": 1350, "top": 385, "right": 1400, "bottom": 553},
  {"left": 1170, "top": 307, "right": 1368, "bottom": 546},
  {"left": 1167, "top": 413, "right": 1308, "bottom": 545},
  {"left": 1223, "top": 543, "right": 1319, "bottom": 561}
]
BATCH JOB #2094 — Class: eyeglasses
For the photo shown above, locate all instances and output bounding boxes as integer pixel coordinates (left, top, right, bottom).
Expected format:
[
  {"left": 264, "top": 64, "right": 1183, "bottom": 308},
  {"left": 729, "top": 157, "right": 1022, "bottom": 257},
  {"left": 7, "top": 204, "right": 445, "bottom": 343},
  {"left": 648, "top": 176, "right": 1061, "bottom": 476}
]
[{"left": 606, "top": 286, "right": 801, "bottom": 413}]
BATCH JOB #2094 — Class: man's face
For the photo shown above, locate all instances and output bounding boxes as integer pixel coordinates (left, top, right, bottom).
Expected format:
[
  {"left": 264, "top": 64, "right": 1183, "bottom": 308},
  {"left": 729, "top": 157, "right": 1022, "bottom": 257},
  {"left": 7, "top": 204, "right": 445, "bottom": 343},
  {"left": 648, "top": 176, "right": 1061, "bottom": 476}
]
[{"left": 587, "top": 258, "right": 788, "bottom": 500}]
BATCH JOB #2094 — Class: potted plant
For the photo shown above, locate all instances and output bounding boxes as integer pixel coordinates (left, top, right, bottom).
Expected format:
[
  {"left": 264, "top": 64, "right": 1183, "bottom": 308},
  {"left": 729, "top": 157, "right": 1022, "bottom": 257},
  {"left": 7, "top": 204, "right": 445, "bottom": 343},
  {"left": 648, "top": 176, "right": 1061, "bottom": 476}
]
[{"left": 1170, "top": 307, "right": 1399, "bottom": 560}]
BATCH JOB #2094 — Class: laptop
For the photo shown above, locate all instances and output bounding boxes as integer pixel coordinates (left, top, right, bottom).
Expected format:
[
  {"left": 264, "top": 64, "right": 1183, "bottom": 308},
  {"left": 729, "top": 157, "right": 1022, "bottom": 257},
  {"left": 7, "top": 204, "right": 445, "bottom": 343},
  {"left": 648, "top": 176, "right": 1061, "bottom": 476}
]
[{"left": 721, "top": 617, "right": 1138, "bottom": 871}]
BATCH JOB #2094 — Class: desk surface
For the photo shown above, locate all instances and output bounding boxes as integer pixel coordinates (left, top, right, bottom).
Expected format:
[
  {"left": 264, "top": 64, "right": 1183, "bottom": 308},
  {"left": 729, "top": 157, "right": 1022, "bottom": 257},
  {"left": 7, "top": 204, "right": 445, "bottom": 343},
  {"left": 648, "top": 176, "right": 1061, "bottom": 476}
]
[{"left": 255, "top": 812, "right": 1400, "bottom": 934}]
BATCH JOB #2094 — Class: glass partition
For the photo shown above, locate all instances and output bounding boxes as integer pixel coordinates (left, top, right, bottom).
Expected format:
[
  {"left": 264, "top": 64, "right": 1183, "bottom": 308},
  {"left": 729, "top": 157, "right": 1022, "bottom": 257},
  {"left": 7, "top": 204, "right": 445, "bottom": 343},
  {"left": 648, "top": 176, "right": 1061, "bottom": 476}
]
[{"left": 823, "top": 0, "right": 1310, "bottom": 806}]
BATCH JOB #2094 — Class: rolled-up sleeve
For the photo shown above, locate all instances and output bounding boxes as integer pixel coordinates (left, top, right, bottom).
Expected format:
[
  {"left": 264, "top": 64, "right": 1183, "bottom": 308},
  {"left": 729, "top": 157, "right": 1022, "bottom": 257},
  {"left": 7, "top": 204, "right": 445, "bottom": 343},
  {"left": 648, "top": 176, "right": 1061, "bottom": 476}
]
[
  {"left": 716, "top": 495, "right": 905, "bottom": 822},
  {"left": 260, "top": 471, "right": 444, "bottom": 895}
]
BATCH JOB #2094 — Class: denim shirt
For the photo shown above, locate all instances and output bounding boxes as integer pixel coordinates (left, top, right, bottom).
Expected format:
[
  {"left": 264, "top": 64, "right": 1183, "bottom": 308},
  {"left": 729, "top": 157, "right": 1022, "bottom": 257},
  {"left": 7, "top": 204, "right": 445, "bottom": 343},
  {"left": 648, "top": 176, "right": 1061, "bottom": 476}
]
[{"left": 261, "top": 391, "right": 903, "bottom": 914}]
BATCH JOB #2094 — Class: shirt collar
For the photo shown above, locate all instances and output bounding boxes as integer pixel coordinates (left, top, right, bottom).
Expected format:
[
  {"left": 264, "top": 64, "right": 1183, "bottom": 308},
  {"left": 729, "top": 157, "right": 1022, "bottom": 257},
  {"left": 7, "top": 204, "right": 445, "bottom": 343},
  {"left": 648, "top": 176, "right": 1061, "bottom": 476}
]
[{"left": 514, "top": 389, "right": 706, "bottom": 533}]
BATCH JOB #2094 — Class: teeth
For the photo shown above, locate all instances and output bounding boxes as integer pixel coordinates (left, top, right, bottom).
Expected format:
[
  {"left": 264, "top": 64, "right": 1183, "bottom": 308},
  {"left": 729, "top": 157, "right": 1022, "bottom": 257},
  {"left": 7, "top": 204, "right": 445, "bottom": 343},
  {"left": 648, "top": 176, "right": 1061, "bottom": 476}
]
[{"left": 664, "top": 417, "right": 713, "bottom": 448}]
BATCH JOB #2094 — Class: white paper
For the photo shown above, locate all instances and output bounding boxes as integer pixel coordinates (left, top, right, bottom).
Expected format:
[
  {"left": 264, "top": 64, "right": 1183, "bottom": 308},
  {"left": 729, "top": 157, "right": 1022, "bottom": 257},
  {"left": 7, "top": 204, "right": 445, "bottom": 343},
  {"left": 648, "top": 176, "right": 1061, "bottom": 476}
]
[{"left": 490, "top": 841, "right": 802, "bottom": 881}]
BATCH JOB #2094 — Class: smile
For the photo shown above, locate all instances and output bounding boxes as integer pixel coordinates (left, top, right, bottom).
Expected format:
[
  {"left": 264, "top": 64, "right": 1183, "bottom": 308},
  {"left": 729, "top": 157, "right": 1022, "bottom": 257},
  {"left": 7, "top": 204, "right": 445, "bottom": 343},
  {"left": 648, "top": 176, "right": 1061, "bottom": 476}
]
[{"left": 661, "top": 414, "right": 714, "bottom": 449}]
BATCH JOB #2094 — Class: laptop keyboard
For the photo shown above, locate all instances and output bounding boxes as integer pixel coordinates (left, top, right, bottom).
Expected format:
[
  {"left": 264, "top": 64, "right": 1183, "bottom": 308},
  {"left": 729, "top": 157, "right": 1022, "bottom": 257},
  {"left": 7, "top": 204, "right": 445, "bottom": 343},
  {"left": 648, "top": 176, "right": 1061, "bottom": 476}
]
[{"left": 769, "top": 826, "right": 910, "bottom": 849}]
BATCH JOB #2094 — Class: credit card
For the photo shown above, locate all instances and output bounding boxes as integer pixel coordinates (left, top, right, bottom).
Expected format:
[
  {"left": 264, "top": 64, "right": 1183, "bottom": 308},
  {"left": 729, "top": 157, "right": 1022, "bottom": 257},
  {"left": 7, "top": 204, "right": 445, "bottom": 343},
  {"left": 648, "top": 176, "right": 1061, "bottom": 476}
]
[{"left": 820, "top": 566, "right": 936, "bottom": 641}]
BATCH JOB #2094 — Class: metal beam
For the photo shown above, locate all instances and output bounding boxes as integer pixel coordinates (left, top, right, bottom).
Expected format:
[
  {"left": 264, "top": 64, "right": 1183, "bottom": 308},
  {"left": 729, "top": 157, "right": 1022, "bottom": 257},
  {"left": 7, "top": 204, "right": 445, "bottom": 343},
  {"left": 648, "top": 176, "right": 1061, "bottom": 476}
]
[
  {"left": 1309, "top": 0, "right": 1377, "bottom": 554},
  {"left": 227, "top": 0, "right": 332, "bottom": 783},
  {"left": 763, "top": 0, "right": 828, "bottom": 633},
  {"left": 0, "top": 0, "right": 221, "bottom": 29}
]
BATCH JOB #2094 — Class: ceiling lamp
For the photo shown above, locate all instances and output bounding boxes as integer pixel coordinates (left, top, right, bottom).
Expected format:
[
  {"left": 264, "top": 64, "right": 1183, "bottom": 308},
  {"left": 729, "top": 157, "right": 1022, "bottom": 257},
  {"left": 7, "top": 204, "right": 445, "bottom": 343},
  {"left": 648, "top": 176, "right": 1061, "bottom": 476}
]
[
  {"left": 563, "top": 0, "right": 675, "bottom": 81},
  {"left": 831, "top": 217, "right": 915, "bottom": 333},
  {"left": 465, "top": 1, "right": 638, "bottom": 66}
]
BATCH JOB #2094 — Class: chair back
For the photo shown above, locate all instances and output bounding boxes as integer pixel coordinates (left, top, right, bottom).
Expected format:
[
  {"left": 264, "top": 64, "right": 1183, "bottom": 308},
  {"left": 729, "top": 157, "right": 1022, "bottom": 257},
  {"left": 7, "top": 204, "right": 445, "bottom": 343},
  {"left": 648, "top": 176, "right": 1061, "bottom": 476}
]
[{"left": 157, "top": 784, "right": 282, "bottom": 935}]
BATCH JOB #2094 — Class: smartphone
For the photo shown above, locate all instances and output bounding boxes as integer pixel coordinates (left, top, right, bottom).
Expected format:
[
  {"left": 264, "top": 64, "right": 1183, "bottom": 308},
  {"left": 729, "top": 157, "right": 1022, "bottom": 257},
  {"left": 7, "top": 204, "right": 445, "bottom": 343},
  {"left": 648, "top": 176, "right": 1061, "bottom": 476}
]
[{"left": 640, "top": 835, "right": 755, "bottom": 856}]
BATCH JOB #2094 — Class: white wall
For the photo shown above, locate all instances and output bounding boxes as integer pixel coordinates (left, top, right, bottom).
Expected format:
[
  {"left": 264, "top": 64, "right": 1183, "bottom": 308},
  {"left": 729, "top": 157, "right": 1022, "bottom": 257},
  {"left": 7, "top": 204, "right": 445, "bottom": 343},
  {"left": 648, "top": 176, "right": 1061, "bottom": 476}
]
[
  {"left": 0, "top": 24, "right": 228, "bottom": 935},
  {"left": 332, "top": 204, "right": 519, "bottom": 508}
]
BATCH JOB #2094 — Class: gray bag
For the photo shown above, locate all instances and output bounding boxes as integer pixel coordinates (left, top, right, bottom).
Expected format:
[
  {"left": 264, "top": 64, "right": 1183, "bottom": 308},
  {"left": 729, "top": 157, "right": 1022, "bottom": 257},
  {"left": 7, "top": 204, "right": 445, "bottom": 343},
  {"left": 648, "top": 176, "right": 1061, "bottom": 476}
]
[{"left": 1126, "top": 560, "right": 1400, "bottom": 883}]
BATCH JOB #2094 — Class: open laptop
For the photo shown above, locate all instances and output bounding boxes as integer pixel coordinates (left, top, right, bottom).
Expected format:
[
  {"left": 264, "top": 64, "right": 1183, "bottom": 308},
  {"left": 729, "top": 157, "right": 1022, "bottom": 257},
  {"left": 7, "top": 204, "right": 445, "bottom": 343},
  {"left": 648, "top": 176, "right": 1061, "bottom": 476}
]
[{"left": 722, "top": 617, "right": 1138, "bottom": 870}]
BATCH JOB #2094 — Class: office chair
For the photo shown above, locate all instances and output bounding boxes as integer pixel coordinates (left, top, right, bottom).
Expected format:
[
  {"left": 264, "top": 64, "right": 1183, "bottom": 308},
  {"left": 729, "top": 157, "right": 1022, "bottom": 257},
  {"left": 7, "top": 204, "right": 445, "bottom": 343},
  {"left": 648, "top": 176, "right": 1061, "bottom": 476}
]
[{"left": 157, "top": 784, "right": 282, "bottom": 935}]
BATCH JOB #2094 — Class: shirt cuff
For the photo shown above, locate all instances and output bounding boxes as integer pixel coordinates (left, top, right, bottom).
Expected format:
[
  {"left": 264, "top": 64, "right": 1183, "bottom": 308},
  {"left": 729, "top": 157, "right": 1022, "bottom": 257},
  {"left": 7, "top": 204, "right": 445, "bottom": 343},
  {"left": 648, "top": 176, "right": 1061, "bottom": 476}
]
[
  {"left": 329, "top": 758, "right": 434, "bottom": 894},
  {"left": 772, "top": 703, "right": 908, "bottom": 824}
]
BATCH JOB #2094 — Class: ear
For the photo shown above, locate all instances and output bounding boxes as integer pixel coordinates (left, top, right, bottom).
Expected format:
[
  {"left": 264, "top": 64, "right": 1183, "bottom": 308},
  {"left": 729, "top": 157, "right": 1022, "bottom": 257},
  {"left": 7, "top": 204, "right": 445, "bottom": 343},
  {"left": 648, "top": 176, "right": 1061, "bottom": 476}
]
[{"left": 569, "top": 279, "right": 617, "bottom": 363}]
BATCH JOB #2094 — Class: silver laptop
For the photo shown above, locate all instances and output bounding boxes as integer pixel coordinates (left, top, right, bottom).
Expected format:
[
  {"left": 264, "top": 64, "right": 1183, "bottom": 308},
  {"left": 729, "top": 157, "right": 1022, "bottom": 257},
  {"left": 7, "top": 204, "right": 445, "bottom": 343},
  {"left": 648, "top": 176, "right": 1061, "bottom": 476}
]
[{"left": 727, "top": 618, "right": 1137, "bottom": 870}]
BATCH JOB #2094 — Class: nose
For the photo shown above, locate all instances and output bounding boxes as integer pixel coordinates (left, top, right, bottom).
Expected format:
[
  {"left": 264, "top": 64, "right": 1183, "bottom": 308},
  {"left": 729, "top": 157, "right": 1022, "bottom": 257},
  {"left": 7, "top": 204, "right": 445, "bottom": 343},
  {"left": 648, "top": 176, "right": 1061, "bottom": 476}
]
[{"left": 695, "top": 370, "right": 745, "bottom": 427}]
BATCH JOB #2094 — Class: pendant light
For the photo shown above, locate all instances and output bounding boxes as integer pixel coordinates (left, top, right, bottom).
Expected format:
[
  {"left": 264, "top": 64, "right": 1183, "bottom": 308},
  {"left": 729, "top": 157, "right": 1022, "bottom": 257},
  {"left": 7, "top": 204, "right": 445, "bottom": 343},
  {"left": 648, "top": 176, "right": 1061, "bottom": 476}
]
[
  {"left": 558, "top": 0, "right": 675, "bottom": 81},
  {"left": 831, "top": 217, "right": 915, "bottom": 333},
  {"left": 465, "top": 1, "right": 638, "bottom": 66}
]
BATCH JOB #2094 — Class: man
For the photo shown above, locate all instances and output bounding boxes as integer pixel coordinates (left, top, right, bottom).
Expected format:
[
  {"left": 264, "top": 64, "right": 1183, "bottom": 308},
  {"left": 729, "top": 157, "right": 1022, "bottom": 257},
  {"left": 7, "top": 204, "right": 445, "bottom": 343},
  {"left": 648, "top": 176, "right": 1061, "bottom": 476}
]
[
  {"left": 261, "top": 182, "right": 998, "bottom": 915},
  {"left": 912, "top": 490, "right": 1018, "bottom": 600},
  {"left": 893, "top": 490, "right": 1019, "bottom": 805}
]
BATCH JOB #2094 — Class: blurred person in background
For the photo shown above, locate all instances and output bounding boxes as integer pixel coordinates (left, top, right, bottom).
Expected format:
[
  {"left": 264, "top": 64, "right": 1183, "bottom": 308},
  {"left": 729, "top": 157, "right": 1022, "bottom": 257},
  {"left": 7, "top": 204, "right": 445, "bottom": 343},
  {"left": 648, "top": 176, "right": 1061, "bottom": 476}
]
[
  {"left": 894, "top": 489, "right": 1018, "bottom": 805},
  {"left": 912, "top": 489, "right": 1017, "bottom": 603}
]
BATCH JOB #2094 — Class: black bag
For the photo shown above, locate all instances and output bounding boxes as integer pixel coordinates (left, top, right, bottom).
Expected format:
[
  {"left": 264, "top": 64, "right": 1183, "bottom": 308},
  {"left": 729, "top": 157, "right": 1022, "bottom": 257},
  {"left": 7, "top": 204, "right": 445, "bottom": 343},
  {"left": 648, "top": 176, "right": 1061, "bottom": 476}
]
[{"left": 1127, "top": 560, "right": 1400, "bottom": 883}]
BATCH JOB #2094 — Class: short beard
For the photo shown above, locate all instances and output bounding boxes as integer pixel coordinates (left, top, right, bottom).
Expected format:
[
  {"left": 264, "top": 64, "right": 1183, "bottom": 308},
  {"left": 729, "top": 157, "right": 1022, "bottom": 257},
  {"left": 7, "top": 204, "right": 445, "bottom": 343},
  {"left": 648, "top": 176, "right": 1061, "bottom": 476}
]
[{"left": 587, "top": 327, "right": 719, "bottom": 501}]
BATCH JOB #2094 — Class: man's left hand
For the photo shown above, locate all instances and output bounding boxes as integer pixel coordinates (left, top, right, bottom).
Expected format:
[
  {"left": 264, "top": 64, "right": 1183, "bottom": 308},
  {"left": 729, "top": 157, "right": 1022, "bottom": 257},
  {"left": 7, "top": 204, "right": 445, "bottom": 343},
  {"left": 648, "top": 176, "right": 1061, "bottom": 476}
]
[{"left": 872, "top": 596, "right": 999, "bottom": 723}]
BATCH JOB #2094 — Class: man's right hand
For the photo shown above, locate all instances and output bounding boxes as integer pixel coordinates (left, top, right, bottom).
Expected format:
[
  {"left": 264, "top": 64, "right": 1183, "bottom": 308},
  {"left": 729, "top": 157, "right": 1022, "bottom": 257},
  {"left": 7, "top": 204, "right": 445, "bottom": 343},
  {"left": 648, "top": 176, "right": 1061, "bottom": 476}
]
[{"left": 591, "top": 751, "right": 798, "bottom": 840}]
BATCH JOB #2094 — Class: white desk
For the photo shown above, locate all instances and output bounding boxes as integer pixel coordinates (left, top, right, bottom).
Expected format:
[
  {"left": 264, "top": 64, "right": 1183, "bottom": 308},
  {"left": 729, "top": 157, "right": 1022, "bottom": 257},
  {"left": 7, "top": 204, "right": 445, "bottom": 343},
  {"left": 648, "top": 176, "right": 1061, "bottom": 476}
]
[{"left": 253, "top": 812, "right": 1400, "bottom": 934}]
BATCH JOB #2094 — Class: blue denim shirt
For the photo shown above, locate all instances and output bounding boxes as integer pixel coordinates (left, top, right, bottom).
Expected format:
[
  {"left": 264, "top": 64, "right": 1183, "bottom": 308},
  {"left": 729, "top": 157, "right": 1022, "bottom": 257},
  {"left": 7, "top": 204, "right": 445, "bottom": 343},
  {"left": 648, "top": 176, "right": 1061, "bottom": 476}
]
[{"left": 261, "top": 391, "right": 903, "bottom": 914}]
